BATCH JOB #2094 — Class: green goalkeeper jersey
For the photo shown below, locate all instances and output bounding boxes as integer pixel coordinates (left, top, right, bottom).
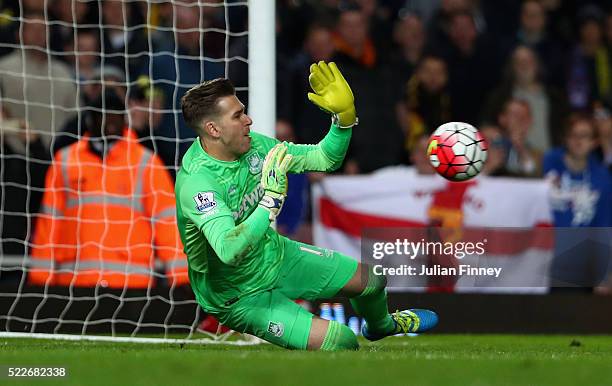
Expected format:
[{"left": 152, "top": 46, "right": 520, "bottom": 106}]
[{"left": 175, "top": 123, "right": 351, "bottom": 313}]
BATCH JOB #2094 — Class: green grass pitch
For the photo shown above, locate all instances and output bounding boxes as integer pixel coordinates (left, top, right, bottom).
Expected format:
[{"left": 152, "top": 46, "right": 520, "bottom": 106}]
[{"left": 2, "top": 335, "right": 612, "bottom": 386}]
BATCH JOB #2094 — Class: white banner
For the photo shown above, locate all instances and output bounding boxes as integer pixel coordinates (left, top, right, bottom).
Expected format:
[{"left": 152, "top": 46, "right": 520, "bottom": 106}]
[{"left": 312, "top": 167, "right": 553, "bottom": 293}]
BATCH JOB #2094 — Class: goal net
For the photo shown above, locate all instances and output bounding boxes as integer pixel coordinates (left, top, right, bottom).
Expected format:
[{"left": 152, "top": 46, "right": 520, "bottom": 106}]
[{"left": 0, "top": 0, "right": 262, "bottom": 345}]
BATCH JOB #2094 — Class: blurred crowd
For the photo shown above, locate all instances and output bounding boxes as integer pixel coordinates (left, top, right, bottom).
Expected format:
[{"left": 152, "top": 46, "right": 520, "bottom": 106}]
[
  {"left": 0, "top": 0, "right": 611, "bottom": 287},
  {"left": 275, "top": 0, "right": 612, "bottom": 233}
]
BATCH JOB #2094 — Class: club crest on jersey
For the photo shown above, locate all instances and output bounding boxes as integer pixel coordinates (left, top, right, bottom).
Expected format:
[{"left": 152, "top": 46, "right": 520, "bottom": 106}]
[
  {"left": 246, "top": 153, "right": 263, "bottom": 175},
  {"left": 267, "top": 321, "right": 284, "bottom": 337},
  {"left": 194, "top": 192, "right": 216, "bottom": 213}
]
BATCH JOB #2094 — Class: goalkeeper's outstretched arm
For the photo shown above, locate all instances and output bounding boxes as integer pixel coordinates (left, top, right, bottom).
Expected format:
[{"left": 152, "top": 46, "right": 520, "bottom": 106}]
[{"left": 284, "top": 61, "right": 357, "bottom": 173}]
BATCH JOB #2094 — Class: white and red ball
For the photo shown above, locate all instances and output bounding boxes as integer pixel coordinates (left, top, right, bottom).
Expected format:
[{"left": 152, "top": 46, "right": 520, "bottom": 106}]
[{"left": 427, "top": 122, "right": 488, "bottom": 182}]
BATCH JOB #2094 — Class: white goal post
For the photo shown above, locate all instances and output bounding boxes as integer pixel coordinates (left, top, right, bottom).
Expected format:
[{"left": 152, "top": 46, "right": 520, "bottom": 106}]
[{"left": 248, "top": 0, "right": 275, "bottom": 137}]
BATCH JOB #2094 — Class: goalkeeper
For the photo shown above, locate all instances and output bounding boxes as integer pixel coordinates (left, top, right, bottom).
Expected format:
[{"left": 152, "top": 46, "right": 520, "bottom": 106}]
[{"left": 176, "top": 62, "right": 438, "bottom": 350}]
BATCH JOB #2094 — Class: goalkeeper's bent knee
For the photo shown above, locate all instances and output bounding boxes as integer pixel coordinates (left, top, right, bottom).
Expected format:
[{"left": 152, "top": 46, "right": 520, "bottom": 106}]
[
  {"left": 320, "top": 320, "right": 359, "bottom": 351},
  {"left": 356, "top": 265, "right": 387, "bottom": 298}
]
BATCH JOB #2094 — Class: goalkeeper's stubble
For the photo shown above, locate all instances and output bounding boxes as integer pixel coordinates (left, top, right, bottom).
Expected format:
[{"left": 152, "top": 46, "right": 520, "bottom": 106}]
[{"left": 202, "top": 95, "right": 254, "bottom": 161}]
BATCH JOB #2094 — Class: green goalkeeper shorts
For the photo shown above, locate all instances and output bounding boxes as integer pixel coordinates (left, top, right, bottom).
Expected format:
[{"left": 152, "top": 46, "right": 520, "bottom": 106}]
[{"left": 215, "top": 236, "right": 358, "bottom": 349}]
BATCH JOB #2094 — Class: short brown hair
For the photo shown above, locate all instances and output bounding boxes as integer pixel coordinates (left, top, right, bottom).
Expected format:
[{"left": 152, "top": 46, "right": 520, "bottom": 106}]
[
  {"left": 181, "top": 78, "right": 235, "bottom": 132},
  {"left": 504, "top": 98, "right": 532, "bottom": 116},
  {"left": 564, "top": 113, "right": 596, "bottom": 139}
]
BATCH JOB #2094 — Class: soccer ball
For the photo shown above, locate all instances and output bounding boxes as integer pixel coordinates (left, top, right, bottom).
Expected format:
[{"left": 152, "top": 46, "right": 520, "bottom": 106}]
[{"left": 427, "top": 122, "right": 488, "bottom": 181}]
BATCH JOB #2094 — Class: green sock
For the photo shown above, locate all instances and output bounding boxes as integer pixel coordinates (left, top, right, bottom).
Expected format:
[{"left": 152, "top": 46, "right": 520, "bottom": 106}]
[
  {"left": 349, "top": 271, "right": 395, "bottom": 334},
  {"left": 320, "top": 321, "right": 359, "bottom": 351}
]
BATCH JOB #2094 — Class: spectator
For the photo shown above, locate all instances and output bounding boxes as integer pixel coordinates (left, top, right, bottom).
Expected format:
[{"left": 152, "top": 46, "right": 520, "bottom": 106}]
[
  {"left": 355, "top": 0, "right": 395, "bottom": 60},
  {"left": 397, "top": 55, "right": 451, "bottom": 157},
  {"left": 332, "top": 5, "right": 378, "bottom": 69},
  {"left": 482, "top": 45, "right": 569, "bottom": 152},
  {"left": 498, "top": 99, "right": 543, "bottom": 177},
  {"left": 0, "top": 12, "right": 78, "bottom": 151},
  {"left": 0, "top": 106, "right": 49, "bottom": 269},
  {"left": 401, "top": 0, "right": 442, "bottom": 26},
  {"left": 277, "top": 0, "right": 317, "bottom": 57},
  {"left": 544, "top": 114, "right": 611, "bottom": 227},
  {"left": 342, "top": 65, "right": 405, "bottom": 173},
  {"left": 53, "top": 65, "right": 127, "bottom": 154},
  {"left": 389, "top": 13, "right": 426, "bottom": 92},
  {"left": 287, "top": 23, "right": 337, "bottom": 146},
  {"left": 200, "top": 0, "right": 230, "bottom": 60},
  {"left": 29, "top": 90, "right": 188, "bottom": 289},
  {"left": 541, "top": 0, "right": 579, "bottom": 44},
  {"left": 141, "top": 2, "right": 177, "bottom": 46},
  {"left": 480, "top": 124, "right": 510, "bottom": 176},
  {"left": 49, "top": 0, "right": 98, "bottom": 57},
  {"left": 501, "top": 0, "right": 565, "bottom": 87},
  {"left": 127, "top": 75, "right": 165, "bottom": 154},
  {"left": 567, "top": 5, "right": 612, "bottom": 111},
  {"left": 145, "top": 3, "right": 224, "bottom": 169},
  {"left": 65, "top": 29, "right": 101, "bottom": 82},
  {"left": 593, "top": 103, "right": 612, "bottom": 173},
  {"left": 435, "top": 11, "right": 500, "bottom": 124},
  {"left": 545, "top": 114, "right": 612, "bottom": 290},
  {"left": 101, "top": 0, "right": 149, "bottom": 82},
  {"left": 324, "top": 6, "right": 405, "bottom": 173},
  {"left": 228, "top": 3, "right": 294, "bottom": 107},
  {"left": 85, "top": 64, "right": 127, "bottom": 102},
  {"left": 426, "top": 0, "right": 484, "bottom": 51}
]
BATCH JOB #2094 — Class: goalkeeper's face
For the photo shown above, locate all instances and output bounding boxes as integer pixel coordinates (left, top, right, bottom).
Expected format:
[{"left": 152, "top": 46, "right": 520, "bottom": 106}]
[{"left": 214, "top": 95, "right": 253, "bottom": 157}]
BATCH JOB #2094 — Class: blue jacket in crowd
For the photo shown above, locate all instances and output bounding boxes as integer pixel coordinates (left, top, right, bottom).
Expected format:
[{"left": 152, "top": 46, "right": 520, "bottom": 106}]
[{"left": 543, "top": 148, "right": 612, "bottom": 227}]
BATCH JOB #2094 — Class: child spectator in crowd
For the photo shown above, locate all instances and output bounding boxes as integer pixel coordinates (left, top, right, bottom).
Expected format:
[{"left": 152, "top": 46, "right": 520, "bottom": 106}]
[
  {"left": 544, "top": 114, "right": 611, "bottom": 227},
  {"left": 545, "top": 114, "right": 612, "bottom": 291}
]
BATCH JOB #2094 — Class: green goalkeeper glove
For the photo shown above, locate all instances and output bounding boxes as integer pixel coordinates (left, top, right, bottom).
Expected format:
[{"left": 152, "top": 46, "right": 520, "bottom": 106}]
[
  {"left": 259, "top": 143, "right": 293, "bottom": 220},
  {"left": 307, "top": 61, "right": 357, "bottom": 128}
]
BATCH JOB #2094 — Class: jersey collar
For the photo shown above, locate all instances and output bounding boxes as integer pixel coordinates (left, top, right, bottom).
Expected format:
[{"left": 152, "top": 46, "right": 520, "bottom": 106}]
[{"left": 195, "top": 137, "right": 243, "bottom": 166}]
